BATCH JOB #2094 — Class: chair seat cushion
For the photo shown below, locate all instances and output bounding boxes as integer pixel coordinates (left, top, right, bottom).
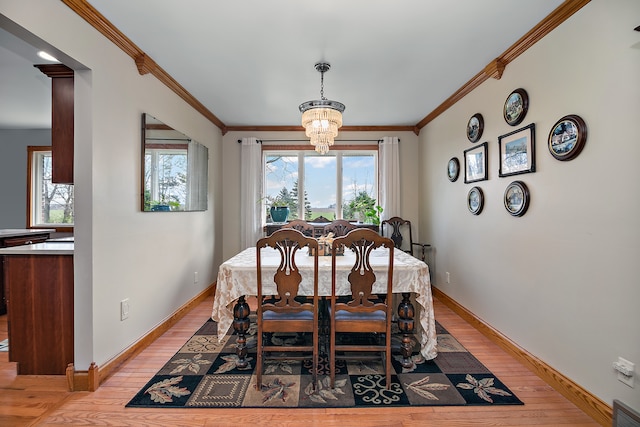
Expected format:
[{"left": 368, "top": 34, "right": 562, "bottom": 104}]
[
  {"left": 333, "top": 309, "right": 386, "bottom": 322},
  {"left": 263, "top": 310, "right": 314, "bottom": 321}
]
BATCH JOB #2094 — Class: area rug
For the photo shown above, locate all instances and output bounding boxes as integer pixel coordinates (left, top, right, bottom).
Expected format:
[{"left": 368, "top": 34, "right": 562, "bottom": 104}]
[{"left": 126, "top": 318, "right": 523, "bottom": 408}]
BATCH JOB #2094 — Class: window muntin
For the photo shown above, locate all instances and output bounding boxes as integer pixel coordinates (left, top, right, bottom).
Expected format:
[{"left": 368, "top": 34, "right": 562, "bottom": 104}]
[
  {"left": 28, "top": 147, "right": 74, "bottom": 229},
  {"left": 263, "top": 148, "right": 377, "bottom": 221}
]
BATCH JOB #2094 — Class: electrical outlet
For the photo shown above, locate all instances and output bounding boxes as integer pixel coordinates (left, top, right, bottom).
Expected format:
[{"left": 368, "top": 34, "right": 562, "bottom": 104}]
[
  {"left": 446, "top": 272, "right": 450, "bottom": 283},
  {"left": 120, "top": 298, "right": 130, "bottom": 321},
  {"left": 194, "top": 271, "right": 199, "bottom": 284},
  {"left": 613, "top": 357, "right": 635, "bottom": 387}
]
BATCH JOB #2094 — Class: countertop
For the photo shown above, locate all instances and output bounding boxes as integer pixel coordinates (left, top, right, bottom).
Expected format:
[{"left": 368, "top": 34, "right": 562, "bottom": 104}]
[
  {"left": 0, "top": 242, "right": 74, "bottom": 255},
  {"left": 0, "top": 229, "right": 56, "bottom": 238}
]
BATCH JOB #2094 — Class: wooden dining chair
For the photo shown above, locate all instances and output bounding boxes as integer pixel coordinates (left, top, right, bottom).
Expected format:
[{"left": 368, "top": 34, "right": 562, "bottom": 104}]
[
  {"left": 323, "top": 219, "right": 356, "bottom": 237},
  {"left": 255, "top": 229, "right": 320, "bottom": 390},
  {"left": 381, "top": 216, "right": 431, "bottom": 261},
  {"left": 329, "top": 228, "right": 394, "bottom": 390},
  {"left": 280, "top": 219, "right": 315, "bottom": 237},
  {"left": 312, "top": 215, "right": 331, "bottom": 223}
]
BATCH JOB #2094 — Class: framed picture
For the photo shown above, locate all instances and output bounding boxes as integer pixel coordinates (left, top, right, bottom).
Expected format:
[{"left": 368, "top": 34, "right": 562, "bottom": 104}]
[
  {"left": 503, "top": 88, "right": 529, "bottom": 126},
  {"left": 548, "top": 114, "right": 587, "bottom": 161},
  {"left": 498, "top": 123, "right": 535, "bottom": 177},
  {"left": 464, "top": 142, "right": 488, "bottom": 183},
  {"left": 447, "top": 157, "right": 460, "bottom": 182},
  {"left": 467, "top": 186, "right": 484, "bottom": 215},
  {"left": 467, "top": 113, "right": 484, "bottom": 143},
  {"left": 504, "top": 180, "right": 530, "bottom": 217}
]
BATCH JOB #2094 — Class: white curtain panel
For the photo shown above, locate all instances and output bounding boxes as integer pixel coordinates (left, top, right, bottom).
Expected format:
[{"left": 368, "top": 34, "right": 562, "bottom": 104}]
[
  {"left": 186, "top": 140, "right": 208, "bottom": 211},
  {"left": 240, "top": 137, "right": 263, "bottom": 250},
  {"left": 379, "top": 136, "right": 400, "bottom": 220}
]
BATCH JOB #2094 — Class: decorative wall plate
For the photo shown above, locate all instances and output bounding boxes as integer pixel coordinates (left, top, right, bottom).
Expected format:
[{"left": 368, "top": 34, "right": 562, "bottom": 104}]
[
  {"left": 504, "top": 180, "right": 530, "bottom": 217},
  {"left": 503, "top": 88, "right": 529, "bottom": 126},
  {"left": 467, "top": 186, "right": 484, "bottom": 215},
  {"left": 447, "top": 157, "right": 460, "bottom": 182},
  {"left": 548, "top": 114, "right": 587, "bottom": 161},
  {"left": 467, "top": 113, "right": 484, "bottom": 143}
]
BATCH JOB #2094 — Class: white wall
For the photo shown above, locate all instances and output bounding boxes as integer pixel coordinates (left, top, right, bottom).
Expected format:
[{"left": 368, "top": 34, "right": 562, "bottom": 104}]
[
  {"left": 221, "top": 130, "right": 420, "bottom": 261},
  {"left": 0, "top": 129, "right": 50, "bottom": 227},
  {"left": 0, "top": 0, "right": 223, "bottom": 369},
  {"left": 420, "top": 0, "right": 640, "bottom": 408}
]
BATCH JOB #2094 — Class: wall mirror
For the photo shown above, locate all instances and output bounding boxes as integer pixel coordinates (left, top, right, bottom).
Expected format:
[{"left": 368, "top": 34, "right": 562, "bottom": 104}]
[{"left": 141, "top": 113, "right": 208, "bottom": 212}]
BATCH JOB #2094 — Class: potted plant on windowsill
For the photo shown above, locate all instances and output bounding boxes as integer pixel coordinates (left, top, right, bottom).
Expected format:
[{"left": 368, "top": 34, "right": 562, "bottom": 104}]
[{"left": 267, "top": 195, "right": 290, "bottom": 223}]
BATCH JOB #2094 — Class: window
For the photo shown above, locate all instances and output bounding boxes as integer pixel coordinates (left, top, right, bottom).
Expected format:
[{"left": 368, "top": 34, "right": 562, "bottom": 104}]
[
  {"left": 27, "top": 146, "right": 74, "bottom": 230},
  {"left": 263, "top": 147, "right": 378, "bottom": 222}
]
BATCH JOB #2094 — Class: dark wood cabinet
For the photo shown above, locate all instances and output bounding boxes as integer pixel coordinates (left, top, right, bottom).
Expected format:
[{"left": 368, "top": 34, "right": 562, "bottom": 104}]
[
  {"left": 4, "top": 254, "right": 73, "bottom": 375},
  {"left": 35, "top": 64, "right": 74, "bottom": 184},
  {"left": 0, "top": 231, "right": 51, "bottom": 315}
]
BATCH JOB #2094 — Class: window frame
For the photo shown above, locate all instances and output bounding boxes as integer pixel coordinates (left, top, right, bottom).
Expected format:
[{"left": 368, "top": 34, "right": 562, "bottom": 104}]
[
  {"left": 27, "top": 146, "right": 74, "bottom": 232},
  {"left": 262, "top": 144, "right": 379, "bottom": 221}
]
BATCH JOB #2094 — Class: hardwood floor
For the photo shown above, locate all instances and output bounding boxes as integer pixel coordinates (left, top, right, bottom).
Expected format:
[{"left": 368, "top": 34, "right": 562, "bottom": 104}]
[{"left": 0, "top": 296, "right": 601, "bottom": 426}]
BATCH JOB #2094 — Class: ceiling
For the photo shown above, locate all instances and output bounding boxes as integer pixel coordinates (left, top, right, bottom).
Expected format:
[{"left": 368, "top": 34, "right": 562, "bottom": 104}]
[
  {"left": 0, "top": 0, "right": 567, "bottom": 130},
  {"left": 0, "top": 26, "right": 53, "bottom": 129}
]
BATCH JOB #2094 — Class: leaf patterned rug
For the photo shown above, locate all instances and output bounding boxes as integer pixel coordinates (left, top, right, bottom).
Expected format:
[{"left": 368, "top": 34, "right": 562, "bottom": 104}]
[{"left": 126, "top": 318, "right": 523, "bottom": 408}]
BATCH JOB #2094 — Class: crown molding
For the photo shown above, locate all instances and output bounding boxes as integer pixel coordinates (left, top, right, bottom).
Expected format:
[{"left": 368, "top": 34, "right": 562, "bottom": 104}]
[
  {"left": 62, "top": 0, "right": 589, "bottom": 135},
  {"left": 224, "top": 125, "right": 419, "bottom": 135},
  {"left": 34, "top": 63, "right": 74, "bottom": 78},
  {"left": 416, "top": 0, "right": 591, "bottom": 131},
  {"left": 60, "top": 0, "right": 226, "bottom": 131}
]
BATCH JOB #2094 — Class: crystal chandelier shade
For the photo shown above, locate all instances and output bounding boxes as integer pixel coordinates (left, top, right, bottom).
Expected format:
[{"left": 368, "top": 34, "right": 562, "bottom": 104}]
[{"left": 299, "top": 62, "right": 345, "bottom": 154}]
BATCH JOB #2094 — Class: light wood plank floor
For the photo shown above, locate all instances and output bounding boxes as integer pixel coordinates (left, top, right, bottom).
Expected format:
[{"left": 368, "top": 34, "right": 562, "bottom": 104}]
[{"left": 0, "top": 296, "right": 601, "bottom": 426}]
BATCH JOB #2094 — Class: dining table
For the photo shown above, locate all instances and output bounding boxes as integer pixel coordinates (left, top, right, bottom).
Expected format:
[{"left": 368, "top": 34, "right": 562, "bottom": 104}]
[{"left": 211, "top": 244, "right": 437, "bottom": 368}]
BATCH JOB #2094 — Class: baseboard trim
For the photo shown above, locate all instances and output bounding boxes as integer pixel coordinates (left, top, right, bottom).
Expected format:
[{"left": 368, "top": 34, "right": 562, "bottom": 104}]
[
  {"left": 66, "top": 362, "right": 99, "bottom": 391},
  {"left": 432, "top": 287, "right": 611, "bottom": 426},
  {"left": 70, "top": 284, "right": 215, "bottom": 391}
]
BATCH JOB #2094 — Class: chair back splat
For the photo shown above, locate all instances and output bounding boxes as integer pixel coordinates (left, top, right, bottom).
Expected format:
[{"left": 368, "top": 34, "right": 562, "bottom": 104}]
[
  {"left": 280, "top": 219, "right": 315, "bottom": 237},
  {"left": 329, "top": 228, "right": 394, "bottom": 390},
  {"left": 256, "top": 229, "right": 319, "bottom": 390},
  {"left": 381, "top": 216, "right": 431, "bottom": 261},
  {"left": 323, "top": 219, "right": 356, "bottom": 238}
]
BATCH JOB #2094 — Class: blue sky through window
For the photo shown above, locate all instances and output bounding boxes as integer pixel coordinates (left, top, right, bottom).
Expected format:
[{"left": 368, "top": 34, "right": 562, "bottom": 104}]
[{"left": 265, "top": 151, "right": 376, "bottom": 216}]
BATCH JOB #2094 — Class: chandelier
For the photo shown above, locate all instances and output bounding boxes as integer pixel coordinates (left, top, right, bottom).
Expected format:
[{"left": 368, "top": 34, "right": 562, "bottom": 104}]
[{"left": 299, "top": 62, "right": 345, "bottom": 155}]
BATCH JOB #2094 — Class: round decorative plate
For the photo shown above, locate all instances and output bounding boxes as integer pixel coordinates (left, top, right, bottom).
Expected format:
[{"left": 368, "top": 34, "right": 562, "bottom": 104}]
[
  {"left": 548, "top": 114, "right": 587, "bottom": 161},
  {"left": 467, "top": 113, "right": 484, "bottom": 143},
  {"left": 503, "top": 88, "right": 529, "bottom": 126},
  {"left": 504, "top": 181, "right": 530, "bottom": 217},
  {"left": 467, "top": 186, "right": 484, "bottom": 215},
  {"left": 447, "top": 157, "right": 460, "bottom": 182}
]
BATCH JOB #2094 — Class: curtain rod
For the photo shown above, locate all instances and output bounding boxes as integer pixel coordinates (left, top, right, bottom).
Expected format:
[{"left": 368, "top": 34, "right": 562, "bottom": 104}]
[{"left": 237, "top": 139, "right": 396, "bottom": 143}]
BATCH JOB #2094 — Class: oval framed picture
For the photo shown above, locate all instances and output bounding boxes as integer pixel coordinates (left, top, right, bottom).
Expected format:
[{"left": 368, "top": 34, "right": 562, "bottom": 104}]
[
  {"left": 447, "top": 157, "right": 460, "bottom": 182},
  {"left": 548, "top": 114, "right": 587, "bottom": 161},
  {"left": 503, "top": 88, "right": 529, "bottom": 126},
  {"left": 504, "top": 180, "right": 530, "bottom": 217},
  {"left": 467, "top": 186, "right": 484, "bottom": 215},
  {"left": 467, "top": 113, "right": 484, "bottom": 143}
]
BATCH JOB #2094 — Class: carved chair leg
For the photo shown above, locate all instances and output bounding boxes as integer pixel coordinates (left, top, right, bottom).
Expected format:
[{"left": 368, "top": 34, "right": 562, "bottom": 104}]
[
  {"left": 232, "top": 296, "right": 251, "bottom": 369},
  {"left": 396, "top": 292, "right": 415, "bottom": 369}
]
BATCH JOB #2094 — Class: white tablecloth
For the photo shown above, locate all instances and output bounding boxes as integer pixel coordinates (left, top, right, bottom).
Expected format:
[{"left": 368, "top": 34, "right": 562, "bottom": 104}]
[{"left": 211, "top": 246, "right": 437, "bottom": 360}]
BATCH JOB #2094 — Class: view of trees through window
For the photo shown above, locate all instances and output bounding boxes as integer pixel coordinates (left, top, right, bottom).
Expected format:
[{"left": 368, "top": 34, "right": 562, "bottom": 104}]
[
  {"left": 143, "top": 149, "right": 187, "bottom": 211},
  {"left": 30, "top": 149, "right": 74, "bottom": 226},
  {"left": 264, "top": 150, "right": 377, "bottom": 222}
]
